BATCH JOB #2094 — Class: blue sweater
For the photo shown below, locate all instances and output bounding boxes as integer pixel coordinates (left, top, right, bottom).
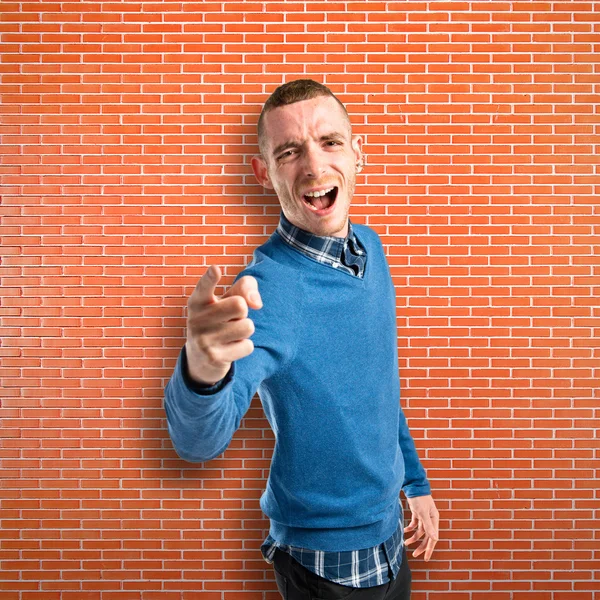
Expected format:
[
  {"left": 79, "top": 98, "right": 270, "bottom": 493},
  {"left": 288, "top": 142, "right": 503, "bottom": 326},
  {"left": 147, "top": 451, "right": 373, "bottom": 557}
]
[{"left": 164, "top": 223, "right": 431, "bottom": 552}]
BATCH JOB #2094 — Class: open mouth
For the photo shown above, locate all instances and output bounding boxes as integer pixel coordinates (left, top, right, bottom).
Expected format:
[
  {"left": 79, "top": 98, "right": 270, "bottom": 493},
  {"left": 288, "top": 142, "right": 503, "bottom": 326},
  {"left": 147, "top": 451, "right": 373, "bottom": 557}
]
[{"left": 302, "top": 186, "right": 338, "bottom": 212}]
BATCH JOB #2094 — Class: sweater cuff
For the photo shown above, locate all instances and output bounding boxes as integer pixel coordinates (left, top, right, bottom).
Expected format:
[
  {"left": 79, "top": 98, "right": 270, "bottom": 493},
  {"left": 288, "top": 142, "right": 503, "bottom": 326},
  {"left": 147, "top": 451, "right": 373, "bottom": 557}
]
[
  {"left": 402, "top": 480, "right": 432, "bottom": 498},
  {"left": 180, "top": 345, "right": 234, "bottom": 395}
]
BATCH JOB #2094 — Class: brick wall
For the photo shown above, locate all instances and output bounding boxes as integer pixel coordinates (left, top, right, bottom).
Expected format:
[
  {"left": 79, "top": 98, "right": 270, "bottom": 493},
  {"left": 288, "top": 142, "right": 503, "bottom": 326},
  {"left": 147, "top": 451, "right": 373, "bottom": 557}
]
[{"left": 1, "top": 1, "right": 599, "bottom": 599}]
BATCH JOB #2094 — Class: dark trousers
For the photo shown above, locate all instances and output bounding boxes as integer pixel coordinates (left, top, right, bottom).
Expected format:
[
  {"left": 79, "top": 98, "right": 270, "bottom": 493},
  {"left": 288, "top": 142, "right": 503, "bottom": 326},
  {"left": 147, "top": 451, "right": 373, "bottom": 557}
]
[{"left": 272, "top": 546, "right": 412, "bottom": 600}]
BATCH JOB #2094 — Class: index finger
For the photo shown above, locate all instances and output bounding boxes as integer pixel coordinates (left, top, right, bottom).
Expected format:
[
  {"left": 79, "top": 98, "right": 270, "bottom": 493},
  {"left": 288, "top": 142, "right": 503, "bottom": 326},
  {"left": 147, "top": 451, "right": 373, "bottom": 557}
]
[{"left": 191, "top": 265, "right": 222, "bottom": 306}]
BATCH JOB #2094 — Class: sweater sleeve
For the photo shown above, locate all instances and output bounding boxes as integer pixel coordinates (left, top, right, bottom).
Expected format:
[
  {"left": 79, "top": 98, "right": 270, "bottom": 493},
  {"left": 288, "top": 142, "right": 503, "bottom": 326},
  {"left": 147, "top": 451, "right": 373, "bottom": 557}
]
[
  {"left": 398, "top": 406, "right": 431, "bottom": 498},
  {"left": 163, "top": 264, "right": 295, "bottom": 463}
]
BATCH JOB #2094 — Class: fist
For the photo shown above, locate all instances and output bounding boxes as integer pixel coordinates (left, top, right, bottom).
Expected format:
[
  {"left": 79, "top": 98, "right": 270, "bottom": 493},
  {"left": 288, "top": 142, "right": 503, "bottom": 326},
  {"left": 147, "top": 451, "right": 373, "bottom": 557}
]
[{"left": 185, "top": 265, "right": 263, "bottom": 386}]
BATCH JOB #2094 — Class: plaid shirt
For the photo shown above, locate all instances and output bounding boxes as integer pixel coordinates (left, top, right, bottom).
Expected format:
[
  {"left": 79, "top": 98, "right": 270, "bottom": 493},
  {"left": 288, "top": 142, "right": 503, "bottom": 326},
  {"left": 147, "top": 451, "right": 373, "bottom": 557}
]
[
  {"left": 260, "top": 211, "right": 405, "bottom": 588},
  {"left": 275, "top": 211, "right": 367, "bottom": 278}
]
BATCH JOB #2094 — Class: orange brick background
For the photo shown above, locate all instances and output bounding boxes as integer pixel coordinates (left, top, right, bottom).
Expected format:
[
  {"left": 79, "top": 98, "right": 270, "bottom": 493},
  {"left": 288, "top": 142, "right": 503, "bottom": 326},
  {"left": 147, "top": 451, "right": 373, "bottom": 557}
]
[{"left": 1, "top": 1, "right": 600, "bottom": 599}]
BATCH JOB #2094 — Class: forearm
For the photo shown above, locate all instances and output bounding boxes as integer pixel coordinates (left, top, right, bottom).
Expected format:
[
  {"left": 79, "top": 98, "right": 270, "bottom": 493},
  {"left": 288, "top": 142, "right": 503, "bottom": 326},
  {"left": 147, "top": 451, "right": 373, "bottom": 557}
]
[
  {"left": 164, "top": 347, "right": 239, "bottom": 463},
  {"left": 398, "top": 405, "right": 431, "bottom": 498}
]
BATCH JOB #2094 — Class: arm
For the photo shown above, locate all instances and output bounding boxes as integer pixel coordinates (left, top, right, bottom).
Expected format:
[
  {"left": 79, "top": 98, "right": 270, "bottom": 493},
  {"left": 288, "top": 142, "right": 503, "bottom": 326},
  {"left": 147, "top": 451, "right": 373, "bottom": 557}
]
[
  {"left": 164, "top": 339, "right": 280, "bottom": 462},
  {"left": 163, "top": 264, "right": 292, "bottom": 463},
  {"left": 398, "top": 405, "right": 431, "bottom": 498},
  {"left": 398, "top": 403, "right": 440, "bottom": 561}
]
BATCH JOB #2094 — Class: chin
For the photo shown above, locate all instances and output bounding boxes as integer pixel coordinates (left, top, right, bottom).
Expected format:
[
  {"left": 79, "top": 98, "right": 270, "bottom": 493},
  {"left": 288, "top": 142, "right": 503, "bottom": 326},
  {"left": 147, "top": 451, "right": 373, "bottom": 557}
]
[{"left": 316, "top": 218, "right": 348, "bottom": 238}]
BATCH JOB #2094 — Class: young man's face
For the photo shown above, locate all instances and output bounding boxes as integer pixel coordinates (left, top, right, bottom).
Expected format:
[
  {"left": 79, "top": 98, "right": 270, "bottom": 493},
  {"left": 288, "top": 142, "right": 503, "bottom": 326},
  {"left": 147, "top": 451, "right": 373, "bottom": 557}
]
[{"left": 252, "top": 95, "right": 363, "bottom": 238}]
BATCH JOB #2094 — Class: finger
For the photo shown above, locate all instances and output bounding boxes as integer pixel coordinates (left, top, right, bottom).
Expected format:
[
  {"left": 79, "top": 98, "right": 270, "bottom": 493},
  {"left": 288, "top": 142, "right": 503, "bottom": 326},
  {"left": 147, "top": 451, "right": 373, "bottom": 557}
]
[
  {"left": 404, "top": 524, "right": 425, "bottom": 546},
  {"left": 424, "top": 536, "right": 438, "bottom": 562},
  {"left": 187, "top": 300, "right": 256, "bottom": 348},
  {"left": 424, "top": 516, "right": 439, "bottom": 562},
  {"left": 188, "top": 295, "right": 250, "bottom": 328},
  {"left": 209, "top": 337, "right": 255, "bottom": 364},
  {"left": 189, "top": 336, "right": 255, "bottom": 370},
  {"left": 404, "top": 516, "right": 418, "bottom": 533},
  {"left": 215, "top": 317, "right": 255, "bottom": 345},
  {"left": 411, "top": 535, "right": 429, "bottom": 559},
  {"left": 191, "top": 265, "right": 222, "bottom": 306},
  {"left": 421, "top": 512, "right": 438, "bottom": 540},
  {"left": 424, "top": 522, "right": 438, "bottom": 545},
  {"left": 188, "top": 313, "right": 255, "bottom": 346},
  {"left": 223, "top": 275, "right": 262, "bottom": 310},
  {"left": 423, "top": 510, "right": 439, "bottom": 542}
]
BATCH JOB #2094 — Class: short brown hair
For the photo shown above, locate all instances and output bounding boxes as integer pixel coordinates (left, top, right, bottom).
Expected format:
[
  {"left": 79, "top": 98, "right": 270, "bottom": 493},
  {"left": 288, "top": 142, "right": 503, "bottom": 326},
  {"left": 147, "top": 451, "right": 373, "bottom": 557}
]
[{"left": 257, "top": 79, "right": 351, "bottom": 156}]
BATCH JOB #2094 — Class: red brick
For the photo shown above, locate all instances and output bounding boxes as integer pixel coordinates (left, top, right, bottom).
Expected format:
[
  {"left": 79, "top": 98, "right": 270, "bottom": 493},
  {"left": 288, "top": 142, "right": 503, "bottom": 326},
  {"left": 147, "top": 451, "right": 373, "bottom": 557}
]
[{"left": 1, "top": 1, "right": 599, "bottom": 597}]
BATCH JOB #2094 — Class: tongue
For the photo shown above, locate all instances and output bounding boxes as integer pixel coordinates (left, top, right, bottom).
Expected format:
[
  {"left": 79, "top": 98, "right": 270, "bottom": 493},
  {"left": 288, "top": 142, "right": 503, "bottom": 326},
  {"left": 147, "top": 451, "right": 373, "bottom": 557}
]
[
  {"left": 311, "top": 194, "right": 329, "bottom": 210},
  {"left": 311, "top": 192, "right": 332, "bottom": 210}
]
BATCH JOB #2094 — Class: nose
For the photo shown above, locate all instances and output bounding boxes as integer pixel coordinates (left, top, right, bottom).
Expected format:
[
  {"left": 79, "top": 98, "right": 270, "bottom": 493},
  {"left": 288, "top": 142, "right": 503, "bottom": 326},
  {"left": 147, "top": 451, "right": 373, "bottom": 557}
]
[{"left": 302, "top": 144, "right": 325, "bottom": 178}]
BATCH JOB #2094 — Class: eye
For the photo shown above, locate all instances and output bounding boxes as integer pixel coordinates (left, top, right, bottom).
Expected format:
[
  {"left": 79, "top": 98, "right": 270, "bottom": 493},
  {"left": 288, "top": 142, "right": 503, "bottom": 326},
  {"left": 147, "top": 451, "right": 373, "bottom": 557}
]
[{"left": 277, "top": 149, "right": 296, "bottom": 161}]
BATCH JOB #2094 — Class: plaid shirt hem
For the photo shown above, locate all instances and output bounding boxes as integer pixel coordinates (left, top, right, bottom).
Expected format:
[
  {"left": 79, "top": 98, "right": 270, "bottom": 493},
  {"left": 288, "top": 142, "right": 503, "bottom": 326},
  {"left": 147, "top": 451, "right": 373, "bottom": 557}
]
[{"left": 261, "top": 506, "right": 404, "bottom": 588}]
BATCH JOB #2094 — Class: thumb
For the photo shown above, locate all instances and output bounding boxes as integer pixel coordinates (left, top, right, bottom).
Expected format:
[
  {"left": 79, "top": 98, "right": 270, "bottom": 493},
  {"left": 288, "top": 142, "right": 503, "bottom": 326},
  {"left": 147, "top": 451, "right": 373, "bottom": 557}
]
[{"left": 223, "top": 274, "right": 263, "bottom": 310}]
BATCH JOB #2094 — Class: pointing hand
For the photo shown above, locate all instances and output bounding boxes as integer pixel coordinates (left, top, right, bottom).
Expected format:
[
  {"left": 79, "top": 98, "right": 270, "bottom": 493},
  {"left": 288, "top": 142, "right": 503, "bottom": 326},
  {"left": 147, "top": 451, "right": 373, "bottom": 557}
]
[{"left": 185, "top": 266, "right": 263, "bottom": 386}]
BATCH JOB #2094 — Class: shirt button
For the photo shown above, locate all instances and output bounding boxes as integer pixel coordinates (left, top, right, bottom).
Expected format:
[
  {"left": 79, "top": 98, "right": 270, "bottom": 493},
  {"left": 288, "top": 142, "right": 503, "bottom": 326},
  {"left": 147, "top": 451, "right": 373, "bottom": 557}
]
[{"left": 332, "top": 262, "right": 338, "bottom": 268}]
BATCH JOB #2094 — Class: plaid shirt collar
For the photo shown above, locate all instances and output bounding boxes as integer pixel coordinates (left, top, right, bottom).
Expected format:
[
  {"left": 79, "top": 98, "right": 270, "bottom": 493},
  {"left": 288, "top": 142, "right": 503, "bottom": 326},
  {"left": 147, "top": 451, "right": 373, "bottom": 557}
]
[{"left": 275, "top": 210, "right": 366, "bottom": 277}]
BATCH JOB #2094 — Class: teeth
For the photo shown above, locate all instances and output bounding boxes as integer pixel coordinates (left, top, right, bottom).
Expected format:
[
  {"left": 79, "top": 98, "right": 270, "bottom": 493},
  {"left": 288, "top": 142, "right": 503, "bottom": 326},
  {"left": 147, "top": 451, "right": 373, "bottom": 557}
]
[{"left": 304, "top": 186, "right": 334, "bottom": 198}]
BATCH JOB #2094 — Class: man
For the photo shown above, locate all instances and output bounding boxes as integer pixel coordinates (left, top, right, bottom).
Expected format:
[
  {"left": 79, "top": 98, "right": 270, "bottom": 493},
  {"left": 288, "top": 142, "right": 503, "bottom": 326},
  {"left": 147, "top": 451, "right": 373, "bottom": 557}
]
[{"left": 164, "top": 79, "right": 439, "bottom": 599}]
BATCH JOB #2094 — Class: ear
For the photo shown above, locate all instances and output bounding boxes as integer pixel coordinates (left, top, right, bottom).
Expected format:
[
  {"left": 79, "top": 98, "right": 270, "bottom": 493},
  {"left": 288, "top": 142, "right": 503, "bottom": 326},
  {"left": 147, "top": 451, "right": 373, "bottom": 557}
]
[
  {"left": 351, "top": 135, "right": 363, "bottom": 165},
  {"left": 251, "top": 155, "right": 274, "bottom": 189}
]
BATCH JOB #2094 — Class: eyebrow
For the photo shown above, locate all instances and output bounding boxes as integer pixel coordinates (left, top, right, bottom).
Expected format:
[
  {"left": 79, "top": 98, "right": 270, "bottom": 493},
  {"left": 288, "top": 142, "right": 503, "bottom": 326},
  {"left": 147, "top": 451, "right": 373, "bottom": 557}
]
[{"left": 272, "top": 133, "right": 347, "bottom": 158}]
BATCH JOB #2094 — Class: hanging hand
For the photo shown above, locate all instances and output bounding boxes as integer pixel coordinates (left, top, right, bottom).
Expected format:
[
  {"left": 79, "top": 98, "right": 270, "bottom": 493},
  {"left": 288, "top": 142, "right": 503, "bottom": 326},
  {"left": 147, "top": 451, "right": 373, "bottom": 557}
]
[{"left": 404, "top": 494, "right": 439, "bottom": 562}]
